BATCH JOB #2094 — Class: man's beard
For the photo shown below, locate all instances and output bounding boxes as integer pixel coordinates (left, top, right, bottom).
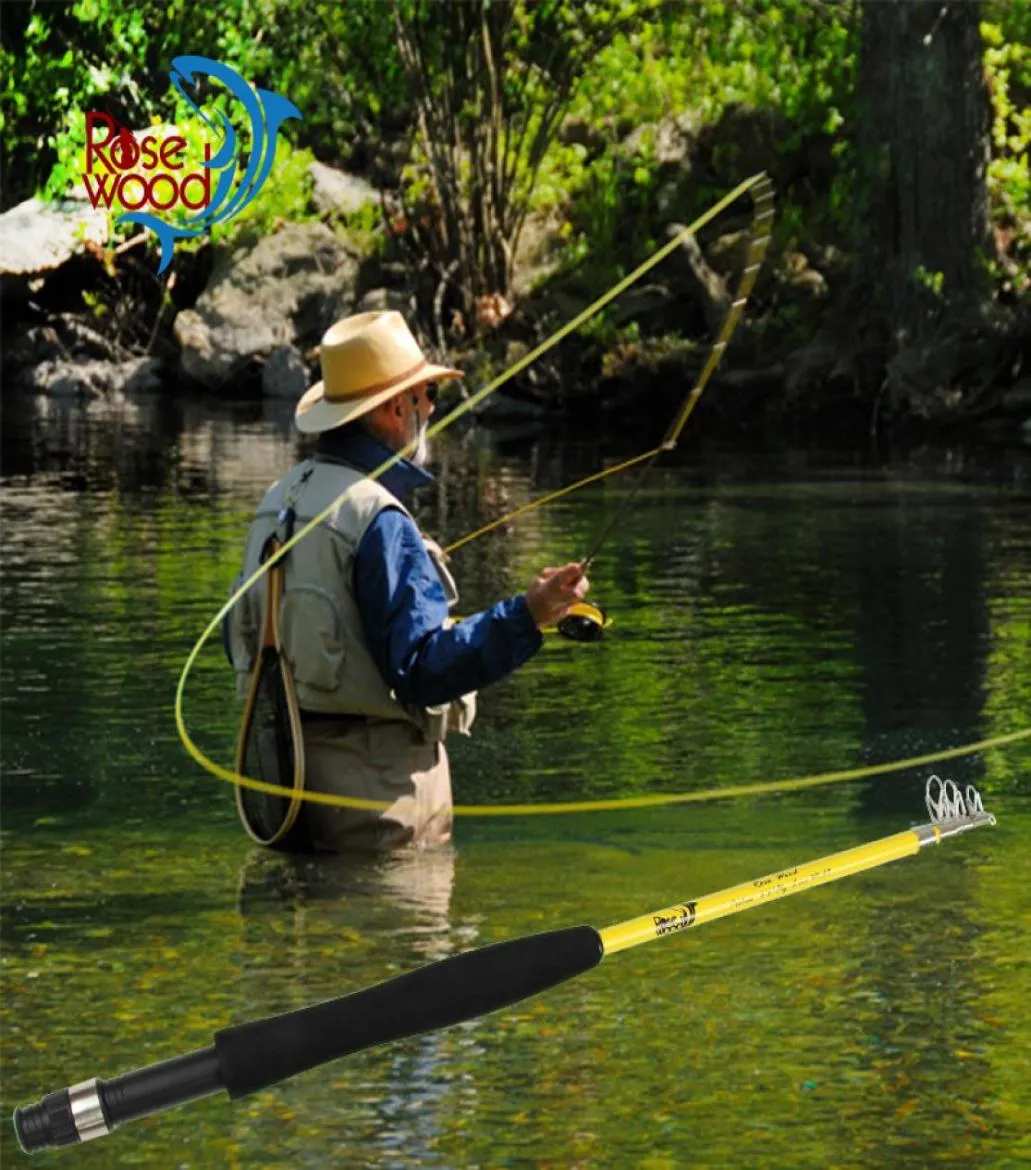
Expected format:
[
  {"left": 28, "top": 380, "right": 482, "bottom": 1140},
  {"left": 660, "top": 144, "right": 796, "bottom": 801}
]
[{"left": 412, "top": 418, "right": 430, "bottom": 466}]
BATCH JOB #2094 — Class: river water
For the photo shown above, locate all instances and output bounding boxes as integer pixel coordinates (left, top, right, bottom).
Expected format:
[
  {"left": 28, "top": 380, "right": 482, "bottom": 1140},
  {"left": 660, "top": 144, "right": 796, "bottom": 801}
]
[{"left": 1, "top": 391, "right": 1029, "bottom": 1168}]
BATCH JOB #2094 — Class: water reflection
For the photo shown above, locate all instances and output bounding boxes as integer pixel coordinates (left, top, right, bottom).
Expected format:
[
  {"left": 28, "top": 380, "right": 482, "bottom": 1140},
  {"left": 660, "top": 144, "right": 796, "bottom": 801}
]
[
  {"left": 236, "top": 847, "right": 460, "bottom": 962},
  {"left": 231, "top": 847, "right": 468, "bottom": 1168},
  {"left": 1, "top": 390, "right": 1030, "bottom": 1167}
]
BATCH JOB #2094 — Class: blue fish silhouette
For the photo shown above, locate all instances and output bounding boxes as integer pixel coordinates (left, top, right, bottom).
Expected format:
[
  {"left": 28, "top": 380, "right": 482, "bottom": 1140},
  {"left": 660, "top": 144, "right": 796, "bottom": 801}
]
[{"left": 118, "top": 55, "right": 301, "bottom": 273}]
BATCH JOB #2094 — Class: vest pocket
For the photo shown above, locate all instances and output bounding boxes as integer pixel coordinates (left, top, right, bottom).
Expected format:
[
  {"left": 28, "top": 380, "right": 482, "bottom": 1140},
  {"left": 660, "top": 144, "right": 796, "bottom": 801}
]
[{"left": 279, "top": 585, "right": 346, "bottom": 693}]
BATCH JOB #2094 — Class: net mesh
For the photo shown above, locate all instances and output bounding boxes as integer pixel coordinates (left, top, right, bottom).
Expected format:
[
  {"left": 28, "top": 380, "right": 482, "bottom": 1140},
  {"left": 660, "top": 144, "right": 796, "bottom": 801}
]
[{"left": 237, "top": 646, "right": 306, "bottom": 846}]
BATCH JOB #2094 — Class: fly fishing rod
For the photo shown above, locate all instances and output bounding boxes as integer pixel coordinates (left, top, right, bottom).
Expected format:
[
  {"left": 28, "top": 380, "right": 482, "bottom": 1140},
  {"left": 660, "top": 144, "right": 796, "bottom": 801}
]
[
  {"left": 14, "top": 777, "right": 993, "bottom": 1155},
  {"left": 445, "top": 173, "right": 775, "bottom": 643},
  {"left": 175, "top": 174, "right": 775, "bottom": 803},
  {"left": 580, "top": 175, "right": 774, "bottom": 576}
]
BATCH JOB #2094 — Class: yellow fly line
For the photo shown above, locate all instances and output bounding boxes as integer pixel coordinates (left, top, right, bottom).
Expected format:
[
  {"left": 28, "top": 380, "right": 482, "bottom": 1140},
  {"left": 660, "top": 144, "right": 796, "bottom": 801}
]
[
  {"left": 444, "top": 175, "right": 775, "bottom": 559},
  {"left": 176, "top": 173, "right": 772, "bottom": 805},
  {"left": 186, "top": 715, "right": 1030, "bottom": 818},
  {"left": 443, "top": 447, "right": 661, "bottom": 555},
  {"left": 174, "top": 170, "right": 1030, "bottom": 817}
]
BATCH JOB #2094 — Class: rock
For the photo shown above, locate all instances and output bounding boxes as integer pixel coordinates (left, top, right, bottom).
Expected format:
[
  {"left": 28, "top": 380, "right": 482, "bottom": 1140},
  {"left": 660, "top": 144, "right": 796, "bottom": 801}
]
[
  {"left": 23, "top": 355, "right": 162, "bottom": 399},
  {"left": 5, "top": 324, "right": 69, "bottom": 368},
  {"left": 173, "top": 222, "right": 360, "bottom": 392},
  {"left": 355, "top": 287, "right": 413, "bottom": 316},
  {"left": 511, "top": 210, "right": 566, "bottom": 298},
  {"left": 120, "top": 357, "right": 164, "bottom": 395},
  {"left": 308, "top": 162, "right": 379, "bottom": 217},
  {"left": 621, "top": 112, "right": 700, "bottom": 167},
  {"left": 0, "top": 197, "right": 109, "bottom": 276},
  {"left": 788, "top": 267, "right": 828, "bottom": 299},
  {"left": 51, "top": 314, "right": 121, "bottom": 361},
  {"left": 261, "top": 345, "right": 309, "bottom": 399},
  {"left": 25, "top": 358, "right": 110, "bottom": 398}
]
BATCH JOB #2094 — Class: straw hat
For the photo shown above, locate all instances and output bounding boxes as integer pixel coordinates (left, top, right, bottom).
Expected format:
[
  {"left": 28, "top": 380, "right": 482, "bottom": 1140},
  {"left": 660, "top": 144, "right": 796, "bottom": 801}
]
[{"left": 294, "top": 311, "right": 462, "bottom": 434}]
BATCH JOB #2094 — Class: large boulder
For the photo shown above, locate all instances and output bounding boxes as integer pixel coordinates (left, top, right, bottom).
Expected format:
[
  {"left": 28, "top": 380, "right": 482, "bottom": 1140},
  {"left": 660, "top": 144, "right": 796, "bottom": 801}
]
[
  {"left": 173, "top": 222, "right": 360, "bottom": 392},
  {"left": 0, "top": 197, "right": 109, "bottom": 276},
  {"left": 260, "top": 344, "right": 309, "bottom": 399},
  {"left": 308, "top": 162, "right": 379, "bottom": 218},
  {"left": 23, "top": 355, "right": 163, "bottom": 399}
]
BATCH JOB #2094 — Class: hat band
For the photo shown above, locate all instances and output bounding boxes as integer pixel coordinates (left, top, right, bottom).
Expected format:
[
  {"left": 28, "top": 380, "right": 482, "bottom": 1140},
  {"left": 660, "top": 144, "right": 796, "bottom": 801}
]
[{"left": 324, "top": 357, "right": 429, "bottom": 403}]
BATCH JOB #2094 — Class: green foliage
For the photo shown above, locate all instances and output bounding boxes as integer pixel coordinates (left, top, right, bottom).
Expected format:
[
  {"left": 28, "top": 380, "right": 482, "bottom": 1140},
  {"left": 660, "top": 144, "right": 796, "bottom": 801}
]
[
  {"left": 0, "top": 0, "right": 400, "bottom": 212},
  {"left": 3, "top": 0, "right": 1025, "bottom": 331},
  {"left": 981, "top": 16, "right": 1030, "bottom": 291},
  {"left": 209, "top": 137, "right": 318, "bottom": 248},
  {"left": 389, "top": 0, "right": 667, "bottom": 324},
  {"left": 332, "top": 199, "right": 385, "bottom": 256},
  {"left": 533, "top": 1, "right": 857, "bottom": 295},
  {"left": 80, "top": 288, "right": 109, "bottom": 319},
  {"left": 912, "top": 265, "right": 946, "bottom": 298}
]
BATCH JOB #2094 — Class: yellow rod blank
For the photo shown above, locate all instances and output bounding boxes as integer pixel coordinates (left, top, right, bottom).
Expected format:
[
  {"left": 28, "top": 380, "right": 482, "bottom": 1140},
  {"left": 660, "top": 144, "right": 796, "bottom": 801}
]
[{"left": 599, "top": 829, "right": 924, "bottom": 956}]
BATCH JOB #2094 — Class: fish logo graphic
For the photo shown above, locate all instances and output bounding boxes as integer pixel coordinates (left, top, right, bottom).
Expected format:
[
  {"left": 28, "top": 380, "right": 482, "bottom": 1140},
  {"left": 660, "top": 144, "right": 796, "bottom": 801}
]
[{"left": 114, "top": 56, "right": 301, "bottom": 273}]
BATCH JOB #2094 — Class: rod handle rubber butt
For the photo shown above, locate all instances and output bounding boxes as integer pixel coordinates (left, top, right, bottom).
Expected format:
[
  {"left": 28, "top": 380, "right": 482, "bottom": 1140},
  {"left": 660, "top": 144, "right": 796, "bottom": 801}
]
[
  {"left": 13, "top": 1048, "right": 222, "bottom": 1154},
  {"left": 216, "top": 925, "right": 604, "bottom": 1097},
  {"left": 13, "top": 1090, "right": 79, "bottom": 1153}
]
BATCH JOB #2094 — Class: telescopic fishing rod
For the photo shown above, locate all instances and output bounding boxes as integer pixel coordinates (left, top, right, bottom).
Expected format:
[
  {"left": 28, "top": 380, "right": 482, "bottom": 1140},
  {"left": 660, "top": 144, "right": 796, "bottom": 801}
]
[{"left": 13, "top": 777, "right": 993, "bottom": 1156}]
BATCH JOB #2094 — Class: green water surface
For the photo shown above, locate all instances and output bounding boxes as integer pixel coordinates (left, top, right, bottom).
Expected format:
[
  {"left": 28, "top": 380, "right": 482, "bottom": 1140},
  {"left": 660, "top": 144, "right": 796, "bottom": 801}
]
[{"left": 1, "top": 396, "right": 1029, "bottom": 1167}]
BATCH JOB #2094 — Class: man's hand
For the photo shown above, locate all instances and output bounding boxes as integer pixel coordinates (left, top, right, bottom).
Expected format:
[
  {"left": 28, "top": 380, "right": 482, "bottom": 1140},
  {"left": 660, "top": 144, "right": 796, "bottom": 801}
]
[{"left": 524, "top": 562, "right": 590, "bottom": 629}]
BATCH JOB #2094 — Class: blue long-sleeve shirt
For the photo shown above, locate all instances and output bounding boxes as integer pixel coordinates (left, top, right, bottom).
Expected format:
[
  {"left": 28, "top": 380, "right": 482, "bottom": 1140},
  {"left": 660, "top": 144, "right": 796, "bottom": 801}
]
[
  {"left": 226, "top": 426, "right": 543, "bottom": 706},
  {"left": 336, "top": 428, "right": 542, "bottom": 707},
  {"left": 355, "top": 507, "right": 541, "bottom": 707}
]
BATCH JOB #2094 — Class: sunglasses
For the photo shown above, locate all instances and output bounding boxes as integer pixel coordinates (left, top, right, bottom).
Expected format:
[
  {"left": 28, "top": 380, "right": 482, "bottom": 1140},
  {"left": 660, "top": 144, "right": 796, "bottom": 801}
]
[{"left": 411, "top": 383, "right": 438, "bottom": 409}]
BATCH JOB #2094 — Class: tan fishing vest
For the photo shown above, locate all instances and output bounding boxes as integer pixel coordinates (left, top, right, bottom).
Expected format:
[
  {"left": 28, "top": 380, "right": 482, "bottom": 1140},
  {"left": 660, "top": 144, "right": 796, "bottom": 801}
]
[{"left": 227, "top": 458, "right": 476, "bottom": 742}]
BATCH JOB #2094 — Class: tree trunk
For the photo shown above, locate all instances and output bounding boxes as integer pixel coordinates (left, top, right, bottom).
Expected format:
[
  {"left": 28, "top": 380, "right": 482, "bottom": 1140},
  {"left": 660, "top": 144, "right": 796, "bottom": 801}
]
[{"left": 853, "top": 0, "right": 993, "bottom": 343}]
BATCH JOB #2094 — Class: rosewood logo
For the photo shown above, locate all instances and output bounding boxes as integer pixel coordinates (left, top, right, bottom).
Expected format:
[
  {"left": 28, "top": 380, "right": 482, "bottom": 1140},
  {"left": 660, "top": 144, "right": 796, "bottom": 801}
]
[
  {"left": 83, "top": 115, "right": 213, "bottom": 213},
  {"left": 81, "top": 55, "right": 300, "bottom": 273}
]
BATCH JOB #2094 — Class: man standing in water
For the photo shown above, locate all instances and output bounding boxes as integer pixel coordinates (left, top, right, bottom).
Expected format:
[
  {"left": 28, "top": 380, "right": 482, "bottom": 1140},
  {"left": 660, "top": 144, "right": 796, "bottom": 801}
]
[{"left": 227, "top": 311, "right": 589, "bottom": 851}]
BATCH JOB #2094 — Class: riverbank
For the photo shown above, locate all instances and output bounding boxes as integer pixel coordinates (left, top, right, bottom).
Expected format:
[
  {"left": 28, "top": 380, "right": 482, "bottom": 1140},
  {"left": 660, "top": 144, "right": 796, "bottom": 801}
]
[{"left": 2, "top": 136, "right": 1028, "bottom": 450}]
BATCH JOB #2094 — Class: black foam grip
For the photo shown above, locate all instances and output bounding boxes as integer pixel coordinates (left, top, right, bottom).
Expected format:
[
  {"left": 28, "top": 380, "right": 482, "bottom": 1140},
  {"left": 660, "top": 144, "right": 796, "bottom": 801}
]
[{"left": 215, "top": 925, "right": 603, "bottom": 1098}]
